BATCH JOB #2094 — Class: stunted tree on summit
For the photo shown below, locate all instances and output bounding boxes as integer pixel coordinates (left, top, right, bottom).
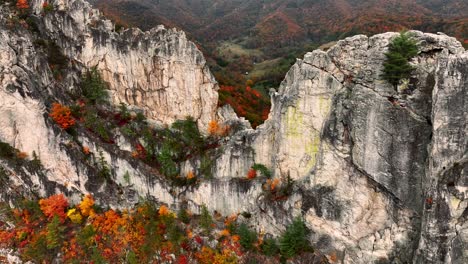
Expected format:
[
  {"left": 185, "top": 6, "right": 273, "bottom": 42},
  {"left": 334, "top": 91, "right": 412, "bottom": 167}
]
[{"left": 381, "top": 32, "right": 419, "bottom": 89}]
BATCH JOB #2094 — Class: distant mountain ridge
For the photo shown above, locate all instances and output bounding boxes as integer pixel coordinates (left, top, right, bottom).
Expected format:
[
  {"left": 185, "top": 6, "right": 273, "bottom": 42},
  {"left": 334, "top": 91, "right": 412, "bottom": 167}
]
[{"left": 91, "top": 0, "right": 467, "bottom": 46}]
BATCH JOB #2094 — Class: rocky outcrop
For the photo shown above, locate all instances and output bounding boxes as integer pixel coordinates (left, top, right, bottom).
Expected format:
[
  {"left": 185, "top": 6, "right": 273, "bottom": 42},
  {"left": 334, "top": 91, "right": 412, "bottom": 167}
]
[
  {"left": 31, "top": 0, "right": 218, "bottom": 129},
  {"left": 210, "top": 31, "right": 467, "bottom": 263},
  {"left": 0, "top": 0, "right": 467, "bottom": 263}
]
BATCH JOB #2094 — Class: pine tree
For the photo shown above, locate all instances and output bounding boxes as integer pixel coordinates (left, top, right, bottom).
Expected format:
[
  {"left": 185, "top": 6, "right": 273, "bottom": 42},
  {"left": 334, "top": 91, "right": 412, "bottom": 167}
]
[
  {"left": 237, "top": 223, "right": 257, "bottom": 251},
  {"left": 199, "top": 205, "right": 213, "bottom": 235},
  {"left": 82, "top": 67, "right": 109, "bottom": 104},
  {"left": 279, "top": 217, "right": 310, "bottom": 259},
  {"left": 381, "top": 32, "right": 418, "bottom": 88},
  {"left": 46, "top": 215, "right": 64, "bottom": 249}
]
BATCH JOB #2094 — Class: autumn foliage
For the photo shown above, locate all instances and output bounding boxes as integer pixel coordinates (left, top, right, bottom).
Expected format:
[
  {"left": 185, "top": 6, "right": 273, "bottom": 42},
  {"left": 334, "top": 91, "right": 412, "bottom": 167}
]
[
  {"left": 218, "top": 85, "right": 270, "bottom": 128},
  {"left": 208, "top": 120, "right": 230, "bottom": 137},
  {"left": 0, "top": 194, "right": 312, "bottom": 263},
  {"left": 49, "top": 103, "right": 76, "bottom": 130},
  {"left": 246, "top": 168, "right": 257, "bottom": 179},
  {"left": 16, "top": 0, "right": 29, "bottom": 10},
  {"left": 39, "top": 194, "right": 69, "bottom": 223}
]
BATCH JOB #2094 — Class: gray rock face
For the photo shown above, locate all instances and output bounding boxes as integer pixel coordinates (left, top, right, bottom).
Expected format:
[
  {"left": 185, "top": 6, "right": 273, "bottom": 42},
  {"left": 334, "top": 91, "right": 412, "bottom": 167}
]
[
  {"left": 415, "top": 52, "right": 468, "bottom": 264},
  {"left": 216, "top": 31, "right": 467, "bottom": 263},
  {"left": 0, "top": 0, "right": 467, "bottom": 262},
  {"left": 31, "top": 0, "right": 218, "bottom": 129}
]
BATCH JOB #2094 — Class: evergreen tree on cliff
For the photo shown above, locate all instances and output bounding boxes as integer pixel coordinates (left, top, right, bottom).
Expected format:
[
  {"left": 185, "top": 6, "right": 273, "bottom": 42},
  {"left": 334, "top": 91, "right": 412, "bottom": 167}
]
[{"left": 382, "top": 32, "right": 419, "bottom": 89}]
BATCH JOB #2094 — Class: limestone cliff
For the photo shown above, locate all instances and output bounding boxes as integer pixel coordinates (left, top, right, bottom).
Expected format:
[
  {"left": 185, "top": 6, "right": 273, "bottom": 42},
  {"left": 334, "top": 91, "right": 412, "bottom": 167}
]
[{"left": 0, "top": 0, "right": 467, "bottom": 263}]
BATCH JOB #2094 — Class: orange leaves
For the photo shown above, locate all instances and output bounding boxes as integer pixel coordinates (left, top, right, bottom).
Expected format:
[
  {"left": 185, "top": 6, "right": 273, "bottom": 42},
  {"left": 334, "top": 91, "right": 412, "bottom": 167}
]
[
  {"left": 49, "top": 103, "right": 76, "bottom": 130},
  {"left": 16, "top": 0, "right": 29, "bottom": 10},
  {"left": 208, "top": 120, "right": 220, "bottom": 135},
  {"left": 219, "top": 229, "right": 230, "bottom": 237},
  {"left": 158, "top": 205, "right": 175, "bottom": 218},
  {"left": 16, "top": 151, "right": 28, "bottom": 159},
  {"left": 224, "top": 214, "right": 237, "bottom": 227},
  {"left": 92, "top": 209, "right": 124, "bottom": 235},
  {"left": 246, "top": 169, "right": 257, "bottom": 180},
  {"left": 82, "top": 146, "right": 90, "bottom": 155},
  {"left": 78, "top": 194, "right": 95, "bottom": 217},
  {"left": 39, "top": 194, "right": 69, "bottom": 222},
  {"left": 186, "top": 170, "right": 196, "bottom": 180},
  {"left": 265, "top": 178, "right": 280, "bottom": 191},
  {"left": 0, "top": 230, "right": 15, "bottom": 247},
  {"left": 208, "top": 120, "right": 230, "bottom": 137},
  {"left": 195, "top": 246, "right": 216, "bottom": 264},
  {"left": 1, "top": 195, "right": 254, "bottom": 263}
]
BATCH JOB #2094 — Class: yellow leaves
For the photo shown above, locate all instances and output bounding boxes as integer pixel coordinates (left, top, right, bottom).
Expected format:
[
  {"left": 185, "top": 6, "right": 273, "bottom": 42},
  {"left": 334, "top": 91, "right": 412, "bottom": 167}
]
[
  {"left": 79, "top": 194, "right": 95, "bottom": 217},
  {"left": 67, "top": 209, "right": 82, "bottom": 224}
]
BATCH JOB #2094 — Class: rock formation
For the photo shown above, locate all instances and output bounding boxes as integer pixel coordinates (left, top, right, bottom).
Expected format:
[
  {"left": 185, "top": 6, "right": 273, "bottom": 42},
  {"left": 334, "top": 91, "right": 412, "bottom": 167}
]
[{"left": 0, "top": 0, "right": 467, "bottom": 263}]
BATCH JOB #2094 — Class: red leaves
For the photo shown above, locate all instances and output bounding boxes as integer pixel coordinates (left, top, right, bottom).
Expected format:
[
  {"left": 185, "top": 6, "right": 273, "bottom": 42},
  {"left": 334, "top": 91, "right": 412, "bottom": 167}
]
[
  {"left": 2, "top": 194, "right": 257, "bottom": 262},
  {"left": 194, "top": 235, "right": 203, "bottom": 245},
  {"left": 218, "top": 85, "right": 270, "bottom": 128},
  {"left": 132, "top": 143, "right": 147, "bottom": 159},
  {"left": 39, "top": 194, "right": 69, "bottom": 222},
  {"left": 49, "top": 103, "right": 76, "bottom": 130},
  {"left": 246, "top": 169, "right": 257, "bottom": 180},
  {"left": 177, "top": 254, "right": 189, "bottom": 264},
  {"left": 16, "top": 0, "right": 29, "bottom": 9}
]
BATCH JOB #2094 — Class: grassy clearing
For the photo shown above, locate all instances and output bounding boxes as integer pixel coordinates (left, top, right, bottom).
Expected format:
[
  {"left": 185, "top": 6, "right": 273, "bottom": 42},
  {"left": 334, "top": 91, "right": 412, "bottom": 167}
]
[
  {"left": 217, "top": 41, "right": 263, "bottom": 59},
  {"left": 248, "top": 58, "right": 283, "bottom": 79}
]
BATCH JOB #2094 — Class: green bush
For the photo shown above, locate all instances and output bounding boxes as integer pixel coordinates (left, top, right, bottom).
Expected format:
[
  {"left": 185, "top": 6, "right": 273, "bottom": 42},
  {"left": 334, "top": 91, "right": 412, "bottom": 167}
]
[
  {"left": 261, "top": 237, "right": 279, "bottom": 256},
  {"left": 0, "top": 141, "right": 16, "bottom": 158},
  {"left": 84, "top": 110, "right": 112, "bottom": 142},
  {"left": 157, "top": 143, "right": 179, "bottom": 178},
  {"left": 279, "top": 217, "right": 310, "bottom": 259},
  {"left": 381, "top": 32, "right": 418, "bottom": 88},
  {"left": 200, "top": 154, "right": 213, "bottom": 179},
  {"left": 118, "top": 103, "right": 131, "bottom": 120},
  {"left": 237, "top": 223, "right": 258, "bottom": 251},
  {"left": 171, "top": 117, "right": 205, "bottom": 152},
  {"left": 252, "top": 163, "right": 272, "bottom": 178},
  {"left": 199, "top": 205, "right": 213, "bottom": 235},
  {"left": 177, "top": 208, "right": 191, "bottom": 224},
  {"left": 97, "top": 151, "right": 111, "bottom": 180}
]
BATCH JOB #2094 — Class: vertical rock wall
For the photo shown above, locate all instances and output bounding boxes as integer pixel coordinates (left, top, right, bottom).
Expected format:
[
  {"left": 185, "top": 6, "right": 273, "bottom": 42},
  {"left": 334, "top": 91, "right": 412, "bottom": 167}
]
[{"left": 31, "top": 0, "right": 218, "bottom": 129}]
